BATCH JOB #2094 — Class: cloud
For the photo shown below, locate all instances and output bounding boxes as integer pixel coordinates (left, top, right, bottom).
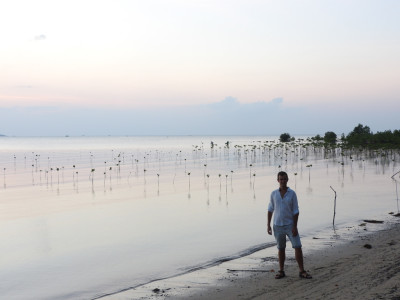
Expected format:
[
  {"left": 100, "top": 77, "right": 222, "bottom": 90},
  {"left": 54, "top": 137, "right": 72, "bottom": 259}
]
[
  {"left": 0, "top": 98, "right": 298, "bottom": 136},
  {"left": 34, "top": 34, "right": 46, "bottom": 41},
  {"left": 271, "top": 98, "right": 283, "bottom": 104},
  {"left": 0, "top": 97, "right": 398, "bottom": 136}
]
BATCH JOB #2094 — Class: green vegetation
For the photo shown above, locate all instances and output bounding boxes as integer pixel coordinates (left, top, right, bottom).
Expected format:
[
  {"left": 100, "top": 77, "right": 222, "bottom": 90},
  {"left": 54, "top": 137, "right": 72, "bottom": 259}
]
[
  {"left": 345, "top": 124, "right": 372, "bottom": 146},
  {"left": 282, "top": 124, "right": 400, "bottom": 150},
  {"left": 344, "top": 124, "right": 400, "bottom": 149},
  {"left": 324, "top": 131, "right": 337, "bottom": 144},
  {"left": 279, "top": 133, "right": 291, "bottom": 143}
]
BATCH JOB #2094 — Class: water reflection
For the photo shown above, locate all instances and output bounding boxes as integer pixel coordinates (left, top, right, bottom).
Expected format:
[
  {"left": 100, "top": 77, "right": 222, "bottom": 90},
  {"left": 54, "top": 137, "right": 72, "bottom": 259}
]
[
  {"left": 306, "top": 186, "right": 313, "bottom": 195},
  {"left": 330, "top": 227, "right": 340, "bottom": 240}
]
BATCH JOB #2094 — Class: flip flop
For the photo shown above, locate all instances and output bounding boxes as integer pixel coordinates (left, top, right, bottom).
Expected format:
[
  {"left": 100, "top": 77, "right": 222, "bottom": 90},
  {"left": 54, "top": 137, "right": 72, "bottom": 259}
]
[
  {"left": 275, "top": 270, "right": 285, "bottom": 279},
  {"left": 299, "top": 271, "right": 312, "bottom": 279}
]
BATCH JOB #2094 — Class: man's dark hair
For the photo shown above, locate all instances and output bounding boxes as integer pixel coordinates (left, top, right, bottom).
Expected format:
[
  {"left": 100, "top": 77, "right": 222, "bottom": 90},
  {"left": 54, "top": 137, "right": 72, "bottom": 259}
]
[{"left": 277, "top": 171, "right": 288, "bottom": 179}]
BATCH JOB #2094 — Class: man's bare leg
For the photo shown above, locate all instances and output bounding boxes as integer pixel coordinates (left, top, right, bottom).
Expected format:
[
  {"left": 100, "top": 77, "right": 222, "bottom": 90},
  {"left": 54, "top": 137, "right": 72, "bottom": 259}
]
[
  {"left": 295, "top": 247, "right": 312, "bottom": 278},
  {"left": 278, "top": 249, "right": 285, "bottom": 271},
  {"left": 275, "top": 249, "right": 286, "bottom": 279},
  {"left": 295, "top": 247, "right": 304, "bottom": 272}
]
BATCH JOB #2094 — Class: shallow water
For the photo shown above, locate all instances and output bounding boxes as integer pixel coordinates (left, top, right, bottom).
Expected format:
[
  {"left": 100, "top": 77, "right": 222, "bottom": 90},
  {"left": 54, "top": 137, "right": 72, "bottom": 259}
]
[{"left": 0, "top": 136, "right": 398, "bottom": 299}]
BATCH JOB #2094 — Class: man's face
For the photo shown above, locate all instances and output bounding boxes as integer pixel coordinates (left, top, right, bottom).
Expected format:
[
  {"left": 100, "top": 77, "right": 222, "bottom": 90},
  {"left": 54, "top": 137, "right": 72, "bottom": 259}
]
[{"left": 277, "top": 175, "right": 288, "bottom": 187}]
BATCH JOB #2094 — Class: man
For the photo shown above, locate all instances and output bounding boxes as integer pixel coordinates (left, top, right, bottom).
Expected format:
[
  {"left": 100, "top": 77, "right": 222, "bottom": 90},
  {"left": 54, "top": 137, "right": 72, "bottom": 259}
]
[{"left": 267, "top": 171, "right": 312, "bottom": 279}]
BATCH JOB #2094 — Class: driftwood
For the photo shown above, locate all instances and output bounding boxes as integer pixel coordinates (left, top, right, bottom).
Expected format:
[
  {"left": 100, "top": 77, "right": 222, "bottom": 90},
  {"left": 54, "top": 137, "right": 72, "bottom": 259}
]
[
  {"left": 363, "top": 220, "right": 384, "bottom": 224},
  {"left": 227, "top": 269, "right": 270, "bottom": 273}
]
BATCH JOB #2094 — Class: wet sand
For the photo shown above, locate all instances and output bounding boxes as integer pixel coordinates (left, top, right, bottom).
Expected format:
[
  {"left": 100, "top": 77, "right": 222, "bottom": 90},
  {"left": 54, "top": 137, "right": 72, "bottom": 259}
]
[{"left": 102, "top": 218, "right": 400, "bottom": 300}]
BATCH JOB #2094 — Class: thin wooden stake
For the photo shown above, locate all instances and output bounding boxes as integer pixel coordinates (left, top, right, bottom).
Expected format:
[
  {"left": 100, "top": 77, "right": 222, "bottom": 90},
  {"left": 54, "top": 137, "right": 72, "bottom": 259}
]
[
  {"left": 330, "top": 186, "right": 337, "bottom": 226},
  {"left": 391, "top": 170, "right": 400, "bottom": 213},
  {"left": 391, "top": 169, "right": 400, "bottom": 179}
]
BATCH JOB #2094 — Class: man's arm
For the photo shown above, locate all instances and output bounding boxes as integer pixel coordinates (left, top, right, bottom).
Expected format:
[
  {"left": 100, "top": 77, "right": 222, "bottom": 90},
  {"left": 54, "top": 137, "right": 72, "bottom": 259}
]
[
  {"left": 267, "top": 211, "right": 273, "bottom": 235},
  {"left": 292, "top": 213, "right": 299, "bottom": 236}
]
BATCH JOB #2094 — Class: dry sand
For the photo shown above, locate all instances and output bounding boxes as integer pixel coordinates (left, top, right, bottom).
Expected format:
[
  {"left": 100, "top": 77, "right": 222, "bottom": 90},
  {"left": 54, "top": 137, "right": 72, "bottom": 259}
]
[{"left": 103, "top": 218, "right": 400, "bottom": 300}]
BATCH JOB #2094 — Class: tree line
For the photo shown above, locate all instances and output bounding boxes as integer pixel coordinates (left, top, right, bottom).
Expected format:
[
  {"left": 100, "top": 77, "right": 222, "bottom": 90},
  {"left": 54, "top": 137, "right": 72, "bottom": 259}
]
[{"left": 279, "top": 124, "right": 400, "bottom": 149}]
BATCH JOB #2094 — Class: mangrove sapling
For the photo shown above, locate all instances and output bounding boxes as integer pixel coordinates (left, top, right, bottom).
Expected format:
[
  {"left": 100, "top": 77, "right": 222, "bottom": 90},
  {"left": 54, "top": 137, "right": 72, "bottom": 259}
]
[
  {"left": 56, "top": 168, "right": 60, "bottom": 186},
  {"left": 73, "top": 165, "right": 76, "bottom": 183},
  {"left": 218, "top": 174, "right": 222, "bottom": 201},
  {"left": 31, "top": 164, "right": 35, "bottom": 185},
  {"left": 135, "top": 159, "right": 139, "bottom": 175},
  {"left": 91, "top": 168, "right": 95, "bottom": 191},
  {"left": 330, "top": 186, "right": 337, "bottom": 226},
  {"left": 225, "top": 174, "right": 228, "bottom": 194},
  {"left": 49, "top": 168, "right": 53, "bottom": 186},
  {"left": 206, "top": 174, "right": 210, "bottom": 205},
  {"left": 115, "top": 163, "right": 120, "bottom": 181},
  {"left": 206, "top": 173, "right": 210, "bottom": 198},
  {"left": 75, "top": 171, "right": 79, "bottom": 188},
  {"left": 143, "top": 169, "right": 147, "bottom": 185},
  {"left": 306, "top": 164, "right": 312, "bottom": 183},
  {"left": 253, "top": 173, "right": 256, "bottom": 199},
  {"left": 118, "top": 160, "right": 122, "bottom": 175}
]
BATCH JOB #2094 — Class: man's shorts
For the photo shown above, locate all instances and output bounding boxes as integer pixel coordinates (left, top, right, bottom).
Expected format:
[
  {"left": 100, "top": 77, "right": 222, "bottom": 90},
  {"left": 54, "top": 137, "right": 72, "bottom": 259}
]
[{"left": 273, "top": 224, "right": 302, "bottom": 250}]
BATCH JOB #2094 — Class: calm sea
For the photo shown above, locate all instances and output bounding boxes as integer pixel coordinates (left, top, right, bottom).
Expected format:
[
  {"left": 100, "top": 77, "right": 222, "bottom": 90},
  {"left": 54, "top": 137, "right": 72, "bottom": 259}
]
[{"left": 0, "top": 136, "right": 398, "bottom": 299}]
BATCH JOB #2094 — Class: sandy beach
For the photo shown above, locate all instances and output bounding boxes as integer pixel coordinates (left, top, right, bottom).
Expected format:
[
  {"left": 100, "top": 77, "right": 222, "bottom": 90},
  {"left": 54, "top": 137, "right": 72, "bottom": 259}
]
[{"left": 103, "top": 217, "right": 400, "bottom": 300}]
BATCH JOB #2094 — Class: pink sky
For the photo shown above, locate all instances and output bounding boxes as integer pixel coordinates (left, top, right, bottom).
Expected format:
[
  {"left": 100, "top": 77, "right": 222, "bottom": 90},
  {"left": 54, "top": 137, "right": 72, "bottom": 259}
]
[{"left": 1, "top": 0, "right": 399, "bottom": 135}]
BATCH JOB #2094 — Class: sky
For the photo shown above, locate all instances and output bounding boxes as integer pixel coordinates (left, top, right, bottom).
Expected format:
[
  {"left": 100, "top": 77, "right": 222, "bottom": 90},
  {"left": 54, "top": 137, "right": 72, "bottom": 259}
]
[{"left": 1, "top": 0, "right": 399, "bottom": 136}]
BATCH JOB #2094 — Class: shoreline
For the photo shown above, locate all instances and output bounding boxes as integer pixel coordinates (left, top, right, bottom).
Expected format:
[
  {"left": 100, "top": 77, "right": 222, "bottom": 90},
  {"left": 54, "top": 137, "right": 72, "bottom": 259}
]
[{"left": 101, "top": 216, "right": 400, "bottom": 300}]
